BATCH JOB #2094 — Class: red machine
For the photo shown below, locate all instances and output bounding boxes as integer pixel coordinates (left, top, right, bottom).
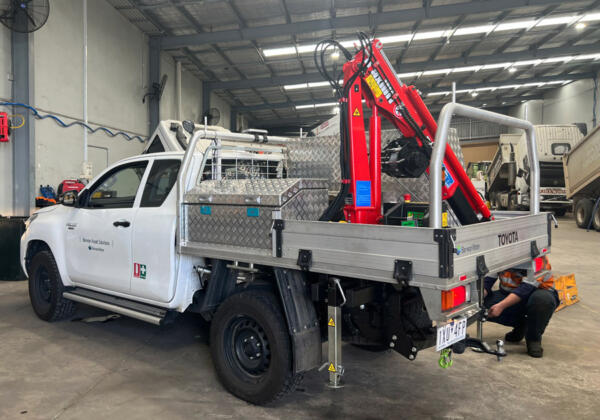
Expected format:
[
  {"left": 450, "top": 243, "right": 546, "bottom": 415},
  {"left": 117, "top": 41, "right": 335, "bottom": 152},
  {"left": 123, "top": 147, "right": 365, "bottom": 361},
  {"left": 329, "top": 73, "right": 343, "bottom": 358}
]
[
  {"left": 317, "top": 35, "right": 491, "bottom": 226},
  {"left": 0, "top": 112, "right": 9, "bottom": 142},
  {"left": 57, "top": 179, "right": 86, "bottom": 196}
]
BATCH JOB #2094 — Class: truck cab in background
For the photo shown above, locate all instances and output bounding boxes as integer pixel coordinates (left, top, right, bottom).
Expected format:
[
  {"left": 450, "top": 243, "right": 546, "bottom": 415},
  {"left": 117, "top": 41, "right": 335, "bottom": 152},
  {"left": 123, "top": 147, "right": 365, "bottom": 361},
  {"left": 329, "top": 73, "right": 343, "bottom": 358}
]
[{"left": 487, "top": 125, "right": 583, "bottom": 215}]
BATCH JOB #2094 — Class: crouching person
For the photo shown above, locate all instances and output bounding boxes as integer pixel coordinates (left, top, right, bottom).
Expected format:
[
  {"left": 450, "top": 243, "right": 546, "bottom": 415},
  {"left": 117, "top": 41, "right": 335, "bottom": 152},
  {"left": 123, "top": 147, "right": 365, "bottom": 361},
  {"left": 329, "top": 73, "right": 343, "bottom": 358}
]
[{"left": 483, "top": 256, "right": 559, "bottom": 358}]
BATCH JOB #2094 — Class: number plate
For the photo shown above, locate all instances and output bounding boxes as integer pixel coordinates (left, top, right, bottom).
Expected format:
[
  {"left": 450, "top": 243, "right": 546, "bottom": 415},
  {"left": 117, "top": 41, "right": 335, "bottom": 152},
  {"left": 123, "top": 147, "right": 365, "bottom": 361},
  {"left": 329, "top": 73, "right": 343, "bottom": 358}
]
[{"left": 436, "top": 317, "right": 467, "bottom": 351}]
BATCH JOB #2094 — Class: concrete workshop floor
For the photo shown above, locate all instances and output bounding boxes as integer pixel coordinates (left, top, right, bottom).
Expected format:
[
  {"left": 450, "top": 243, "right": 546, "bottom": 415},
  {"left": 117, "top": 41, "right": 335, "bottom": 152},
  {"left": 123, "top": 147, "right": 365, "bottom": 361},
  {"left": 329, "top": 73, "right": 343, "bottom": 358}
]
[{"left": 1, "top": 217, "right": 599, "bottom": 420}]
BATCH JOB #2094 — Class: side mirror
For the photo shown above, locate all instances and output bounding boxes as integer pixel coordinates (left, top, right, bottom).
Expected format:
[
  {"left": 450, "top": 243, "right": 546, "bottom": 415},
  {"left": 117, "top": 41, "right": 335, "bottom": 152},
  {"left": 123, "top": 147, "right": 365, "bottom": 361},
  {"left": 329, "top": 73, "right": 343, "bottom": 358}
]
[
  {"left": 182, "top": 120, "right": 195, "bottom": 135},
  {"left": 61, "top": 191, "right": 77, "bottom": 207}
]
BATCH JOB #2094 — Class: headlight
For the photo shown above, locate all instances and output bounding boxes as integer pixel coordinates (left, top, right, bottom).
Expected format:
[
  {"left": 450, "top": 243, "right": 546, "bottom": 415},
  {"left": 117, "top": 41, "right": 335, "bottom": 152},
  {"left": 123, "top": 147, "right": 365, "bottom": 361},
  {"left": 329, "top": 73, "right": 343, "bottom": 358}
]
[{"left": 24, "top": 213, "right": 38, "bottom": 230}]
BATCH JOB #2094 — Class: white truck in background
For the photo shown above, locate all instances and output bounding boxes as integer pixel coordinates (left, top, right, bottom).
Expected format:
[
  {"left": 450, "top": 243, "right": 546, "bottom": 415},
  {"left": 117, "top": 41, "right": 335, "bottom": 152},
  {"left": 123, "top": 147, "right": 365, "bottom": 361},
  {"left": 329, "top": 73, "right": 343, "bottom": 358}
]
[
  {"left": 563, "top": 125, "right": 600, "bottom": 230},
  {"left": 487, "top": 125, "right": 583, "bottom": 215}
]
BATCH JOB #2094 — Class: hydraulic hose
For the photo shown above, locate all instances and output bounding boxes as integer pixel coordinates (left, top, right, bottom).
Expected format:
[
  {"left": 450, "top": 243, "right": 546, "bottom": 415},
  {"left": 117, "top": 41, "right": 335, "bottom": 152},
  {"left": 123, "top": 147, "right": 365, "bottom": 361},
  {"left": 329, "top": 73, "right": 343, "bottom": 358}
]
[{"left": 0, "top": 101, "right": 146, "bottom": 142}]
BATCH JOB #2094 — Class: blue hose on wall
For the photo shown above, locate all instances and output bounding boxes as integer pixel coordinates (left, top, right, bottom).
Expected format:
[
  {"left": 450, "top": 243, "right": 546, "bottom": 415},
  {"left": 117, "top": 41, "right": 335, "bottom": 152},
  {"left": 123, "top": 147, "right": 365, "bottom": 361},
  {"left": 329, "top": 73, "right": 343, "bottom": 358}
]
[{"left": 0, "top": 101, "right": 146, "bottom": 143}]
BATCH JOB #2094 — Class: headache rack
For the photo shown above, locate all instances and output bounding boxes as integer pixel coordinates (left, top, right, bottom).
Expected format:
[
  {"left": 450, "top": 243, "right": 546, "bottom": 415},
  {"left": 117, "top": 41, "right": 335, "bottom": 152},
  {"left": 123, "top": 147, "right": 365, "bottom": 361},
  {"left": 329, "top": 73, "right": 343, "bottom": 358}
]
[{"left": 176, "top": 104, "right": 552, "bottom": 323}]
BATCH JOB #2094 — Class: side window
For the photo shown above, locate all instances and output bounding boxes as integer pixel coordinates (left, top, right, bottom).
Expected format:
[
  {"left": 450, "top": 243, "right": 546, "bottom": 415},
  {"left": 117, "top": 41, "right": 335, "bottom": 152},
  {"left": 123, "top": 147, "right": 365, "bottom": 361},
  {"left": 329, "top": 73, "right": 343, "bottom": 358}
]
[
  {"left": 140, "top": 159, "right": 181, "bottom": 207},
  {"left": 145, "top": 135, "right": 165, "bottom": 154},
  {"left": 87, "top": 161, "right": 148, "bottom": 209}
]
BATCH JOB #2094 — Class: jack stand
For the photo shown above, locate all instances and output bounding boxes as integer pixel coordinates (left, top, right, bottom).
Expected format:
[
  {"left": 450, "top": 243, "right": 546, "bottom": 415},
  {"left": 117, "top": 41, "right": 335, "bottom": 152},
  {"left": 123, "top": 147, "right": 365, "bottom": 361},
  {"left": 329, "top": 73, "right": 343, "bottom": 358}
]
[
  {"left": 477, "top": 276, "right": 484, "bottom": 341},
  {"left": 457, "top": 336, "right": 506, "bottom": 361},
  {"left": 326, "top": 277, "right": 346, "bottom": 388}
]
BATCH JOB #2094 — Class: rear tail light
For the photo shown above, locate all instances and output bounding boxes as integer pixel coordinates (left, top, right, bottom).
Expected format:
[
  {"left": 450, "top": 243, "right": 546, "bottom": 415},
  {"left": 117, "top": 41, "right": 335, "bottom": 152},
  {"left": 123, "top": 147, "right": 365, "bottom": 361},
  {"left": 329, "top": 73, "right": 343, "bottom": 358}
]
[
  {"left": 441, "top": 286, "right": 466, "bottom": 311},
  {"left": 534, "top": 257, "right": 544, "bottom": 272}
]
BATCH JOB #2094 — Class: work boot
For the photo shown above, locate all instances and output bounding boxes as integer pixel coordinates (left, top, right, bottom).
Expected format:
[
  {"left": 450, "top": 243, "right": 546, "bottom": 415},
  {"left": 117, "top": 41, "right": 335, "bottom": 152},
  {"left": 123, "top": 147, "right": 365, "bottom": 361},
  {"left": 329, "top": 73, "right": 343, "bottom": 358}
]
[
  {"left": 505, "top": 323, "right": 526, "bottom": 343},
  {"left": 526, "top": 340, "right": 543, "bottom": 358}
]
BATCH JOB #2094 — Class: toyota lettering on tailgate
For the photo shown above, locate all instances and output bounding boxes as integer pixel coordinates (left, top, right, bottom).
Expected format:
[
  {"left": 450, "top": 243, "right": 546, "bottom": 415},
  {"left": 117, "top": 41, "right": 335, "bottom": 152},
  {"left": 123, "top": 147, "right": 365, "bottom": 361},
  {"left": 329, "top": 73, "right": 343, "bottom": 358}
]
[{"left": 498, "top": 231, "right": 519, "bottom": 246}]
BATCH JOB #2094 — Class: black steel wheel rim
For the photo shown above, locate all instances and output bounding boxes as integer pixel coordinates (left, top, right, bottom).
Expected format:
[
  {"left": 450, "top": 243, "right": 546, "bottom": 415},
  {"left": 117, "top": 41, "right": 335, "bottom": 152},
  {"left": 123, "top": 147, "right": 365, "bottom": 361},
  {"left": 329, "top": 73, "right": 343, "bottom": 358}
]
[
  {"left": 224, "top": 315, "right": 271, "bottom": 381},
  {"left": 34, "top": 266, "right": 52, "bottom": 304}
]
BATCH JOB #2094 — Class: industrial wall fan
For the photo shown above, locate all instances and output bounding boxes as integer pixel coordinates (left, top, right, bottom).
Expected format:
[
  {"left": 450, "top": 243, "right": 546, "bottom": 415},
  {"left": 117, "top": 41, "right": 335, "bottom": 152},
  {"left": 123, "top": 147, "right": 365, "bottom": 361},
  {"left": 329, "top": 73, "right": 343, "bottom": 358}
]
[
  {"left": 203, "top": 107, "right": 221, "bottom": 125},
  {"left": 0, "top": 0, "right": 50, "bottom": 33}
]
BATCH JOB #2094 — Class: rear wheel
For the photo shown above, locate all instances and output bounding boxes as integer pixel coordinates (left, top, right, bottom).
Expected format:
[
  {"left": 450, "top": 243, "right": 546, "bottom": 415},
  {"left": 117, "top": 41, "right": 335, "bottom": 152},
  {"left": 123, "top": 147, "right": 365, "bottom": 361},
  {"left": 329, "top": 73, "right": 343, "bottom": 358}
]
[
  {"left": 210, "top": 289, "right": 301, "bottom": 405},
  {"left": 593, "top": 203, "right": 600, "bottom": 232},
  {"left": 28, "top": 251, "right": 76, "bottom": 321},
  {"left": 575, "top": 199, "right": 593, "bottom": 228}
]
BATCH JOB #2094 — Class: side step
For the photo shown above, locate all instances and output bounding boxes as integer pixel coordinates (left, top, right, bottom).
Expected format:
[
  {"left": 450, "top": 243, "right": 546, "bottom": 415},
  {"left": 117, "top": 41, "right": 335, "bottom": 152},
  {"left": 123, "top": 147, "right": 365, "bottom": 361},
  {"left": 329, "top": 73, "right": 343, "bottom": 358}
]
[{"left": 63, "top": 288, "right": 170, "bottom": 326}]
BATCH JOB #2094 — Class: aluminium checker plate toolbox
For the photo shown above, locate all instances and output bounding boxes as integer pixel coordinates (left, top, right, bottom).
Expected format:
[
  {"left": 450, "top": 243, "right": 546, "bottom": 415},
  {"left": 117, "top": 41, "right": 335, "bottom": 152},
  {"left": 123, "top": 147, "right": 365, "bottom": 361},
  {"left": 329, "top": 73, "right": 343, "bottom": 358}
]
[{"left": 183, "top": 178, "right": 329, "bottom": 253}]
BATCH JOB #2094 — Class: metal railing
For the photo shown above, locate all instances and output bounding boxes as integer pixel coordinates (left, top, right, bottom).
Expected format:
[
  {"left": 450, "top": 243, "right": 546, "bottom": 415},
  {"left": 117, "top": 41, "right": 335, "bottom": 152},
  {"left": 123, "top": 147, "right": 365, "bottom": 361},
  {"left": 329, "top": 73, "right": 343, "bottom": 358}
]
[{"left": 430, "top": 103, "right": 539, "bottom": 229}]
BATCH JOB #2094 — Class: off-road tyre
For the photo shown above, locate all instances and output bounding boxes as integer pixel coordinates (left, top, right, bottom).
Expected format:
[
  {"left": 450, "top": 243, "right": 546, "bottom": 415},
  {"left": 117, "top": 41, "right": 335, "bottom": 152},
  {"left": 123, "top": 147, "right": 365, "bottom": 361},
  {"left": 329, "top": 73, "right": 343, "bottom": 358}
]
[
  {"left": 575, "top": 198, "right": 593, "bottom": 228},
  {"left": 28, "top": 251, "right": 76, "bottom": 321},
  {"left": 210, "top": 289, "right": 302, "bottom": 405}
]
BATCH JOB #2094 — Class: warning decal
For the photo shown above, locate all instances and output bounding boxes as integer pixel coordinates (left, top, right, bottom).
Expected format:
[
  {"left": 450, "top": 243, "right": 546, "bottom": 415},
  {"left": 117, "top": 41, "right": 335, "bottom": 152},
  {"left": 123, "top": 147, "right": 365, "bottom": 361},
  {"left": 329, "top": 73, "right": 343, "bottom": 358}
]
[
  {"left": 365, "top": 74, "right": 383, "bottom": 98},
  {"left": 328, "top": 363, "right": 336, "bottom": 372},
  {"left": 328, "top": 317, "right": 336, "bottom": 327},
  {"left": 353, "top": 108, "right": 361, "bottom": 117}
]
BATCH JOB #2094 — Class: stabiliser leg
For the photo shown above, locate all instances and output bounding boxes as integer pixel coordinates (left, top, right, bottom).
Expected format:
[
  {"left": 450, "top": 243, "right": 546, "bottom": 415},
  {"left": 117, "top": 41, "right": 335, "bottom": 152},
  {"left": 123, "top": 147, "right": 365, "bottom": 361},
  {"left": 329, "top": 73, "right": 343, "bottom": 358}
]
[{"left": 326, "top": 277, "right": 345, "bottom": 388}]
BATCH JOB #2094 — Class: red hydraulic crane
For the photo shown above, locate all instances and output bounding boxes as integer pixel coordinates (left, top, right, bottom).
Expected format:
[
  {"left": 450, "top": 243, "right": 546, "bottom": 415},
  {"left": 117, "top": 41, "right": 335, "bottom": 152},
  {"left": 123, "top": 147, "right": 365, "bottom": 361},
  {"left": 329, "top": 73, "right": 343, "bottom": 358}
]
[{"left": 316, "top": 35, "right": 491, "bottom": 226}]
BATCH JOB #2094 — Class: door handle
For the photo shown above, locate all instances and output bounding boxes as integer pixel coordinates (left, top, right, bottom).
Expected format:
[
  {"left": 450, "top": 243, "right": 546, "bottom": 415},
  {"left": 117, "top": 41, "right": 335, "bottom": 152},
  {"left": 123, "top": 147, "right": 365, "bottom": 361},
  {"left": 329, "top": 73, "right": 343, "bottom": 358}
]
[{"left": 113, "top": 220, "right": 131, "bottom": 228}]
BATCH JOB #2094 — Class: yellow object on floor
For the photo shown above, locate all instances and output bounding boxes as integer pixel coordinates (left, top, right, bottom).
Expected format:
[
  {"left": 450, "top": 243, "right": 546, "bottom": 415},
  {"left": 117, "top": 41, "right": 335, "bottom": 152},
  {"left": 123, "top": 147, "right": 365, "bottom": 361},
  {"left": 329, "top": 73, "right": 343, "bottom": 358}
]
[{"left": 555, "top": 274, "right": 580, "bottom": 312}]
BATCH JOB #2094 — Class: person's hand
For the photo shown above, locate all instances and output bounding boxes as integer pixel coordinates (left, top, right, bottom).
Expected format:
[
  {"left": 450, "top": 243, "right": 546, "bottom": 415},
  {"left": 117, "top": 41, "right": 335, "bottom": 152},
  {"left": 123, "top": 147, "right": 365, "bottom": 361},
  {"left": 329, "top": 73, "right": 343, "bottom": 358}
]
[
  {"left": 484, "top": 289, "right": 488, "bottom": 298},
  {"left": 488, "top": 303, "right": 504, "bottom": 318}
]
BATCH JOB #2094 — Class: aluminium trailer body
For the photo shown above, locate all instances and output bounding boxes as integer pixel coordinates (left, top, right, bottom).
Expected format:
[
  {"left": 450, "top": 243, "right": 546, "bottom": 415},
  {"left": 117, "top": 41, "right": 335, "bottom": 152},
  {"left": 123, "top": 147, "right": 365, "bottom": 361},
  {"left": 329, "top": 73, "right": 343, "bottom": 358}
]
[{"left": 563, "top": 125, "right": 600, "bottom": 230}]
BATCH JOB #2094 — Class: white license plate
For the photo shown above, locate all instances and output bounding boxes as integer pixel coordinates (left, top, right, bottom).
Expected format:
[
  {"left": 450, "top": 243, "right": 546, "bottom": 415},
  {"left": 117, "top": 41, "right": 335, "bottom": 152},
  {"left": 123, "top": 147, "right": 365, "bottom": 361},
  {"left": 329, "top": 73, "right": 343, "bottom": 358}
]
[{"left": 436, "top": 317, "right": 467, "bottom": 351}]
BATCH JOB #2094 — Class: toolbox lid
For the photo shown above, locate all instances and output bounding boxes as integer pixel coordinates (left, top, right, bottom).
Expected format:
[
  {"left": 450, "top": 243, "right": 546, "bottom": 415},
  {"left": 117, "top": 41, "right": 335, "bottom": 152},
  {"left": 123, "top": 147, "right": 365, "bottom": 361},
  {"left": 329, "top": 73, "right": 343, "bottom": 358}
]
[{"left": 184, "top": 178, "right": 328, "bottom": 206}]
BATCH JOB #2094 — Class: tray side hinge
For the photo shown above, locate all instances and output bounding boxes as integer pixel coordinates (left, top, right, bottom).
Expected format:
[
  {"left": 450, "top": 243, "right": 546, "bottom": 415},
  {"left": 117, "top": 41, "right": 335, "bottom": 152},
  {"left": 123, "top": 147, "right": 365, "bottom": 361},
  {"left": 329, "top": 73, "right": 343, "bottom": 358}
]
[
  {"left": 393, "top": 259, "right": 412, "bottom": 286},
  {"left": 433, "top": 228, "right": 456, "bottom": 278},
  {"left": 297, "top": 249, "right": 312, "bottom": 271}
]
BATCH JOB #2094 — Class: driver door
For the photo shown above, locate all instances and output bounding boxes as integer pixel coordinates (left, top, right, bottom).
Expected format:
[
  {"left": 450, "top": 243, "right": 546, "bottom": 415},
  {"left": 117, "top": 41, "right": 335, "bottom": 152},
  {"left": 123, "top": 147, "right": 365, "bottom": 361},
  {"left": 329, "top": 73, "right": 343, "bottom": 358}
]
[{"left": 65, "top": 160, "right": 148, "bottom": 293}]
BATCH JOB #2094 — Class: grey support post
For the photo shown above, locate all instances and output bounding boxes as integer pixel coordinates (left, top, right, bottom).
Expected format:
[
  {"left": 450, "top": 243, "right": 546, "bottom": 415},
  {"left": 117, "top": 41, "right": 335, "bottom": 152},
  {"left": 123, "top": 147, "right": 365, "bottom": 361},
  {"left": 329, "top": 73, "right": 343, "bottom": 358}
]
[{"left": 12, "top": 26, "right": 34, "bottom": 216}]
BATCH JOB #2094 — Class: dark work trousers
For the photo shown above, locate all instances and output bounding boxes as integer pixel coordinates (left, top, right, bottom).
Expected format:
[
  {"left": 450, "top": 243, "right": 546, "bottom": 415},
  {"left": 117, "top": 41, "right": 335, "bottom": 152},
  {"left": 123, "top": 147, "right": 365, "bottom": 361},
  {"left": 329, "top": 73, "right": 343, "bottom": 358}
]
[{"left": 484, "top": 288, "right": 559, "bottom": 342}]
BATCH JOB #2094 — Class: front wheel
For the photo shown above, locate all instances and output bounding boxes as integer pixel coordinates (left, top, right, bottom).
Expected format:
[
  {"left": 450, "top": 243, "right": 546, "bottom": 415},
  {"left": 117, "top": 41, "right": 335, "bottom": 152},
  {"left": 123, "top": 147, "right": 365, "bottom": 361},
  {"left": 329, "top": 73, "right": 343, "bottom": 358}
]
[
  {"left": 28, "top": 250, "right": 76, "bottom": 321},
  {"left": 210, "top": 289, "right": 302, "bottom": 405}
]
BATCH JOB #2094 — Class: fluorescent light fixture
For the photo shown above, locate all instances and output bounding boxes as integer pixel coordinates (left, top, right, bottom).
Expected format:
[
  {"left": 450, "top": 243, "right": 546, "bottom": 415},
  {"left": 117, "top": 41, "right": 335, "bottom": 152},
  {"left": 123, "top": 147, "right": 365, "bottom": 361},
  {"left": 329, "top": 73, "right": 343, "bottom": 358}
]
[
  {"left": 453, "top": 25, "right": 495, "bottom": 36},
  {"left": 263, "top": 12, "right": 600, "bottom": 58},
  {"left": 295, "top": 104, "right": 313, "bottom": 109},
  {"left": 427, "top": 91, "right": 450, "bottom": 96},
  {"left": 481, "top": 62, "right": 512, "bottom": 70},
  {"left": 284, "top": 83, "right": 308, "bottom": 90},
  {"left": 495, "top": 19, "right": 536, "bottom": 32},
  {"left": 471, "top": 92, "right": 478, "bottom": 97},
  {"left": 543, "top": 56, "right": 574, "bottom": 63},
  {"left": 307, "top": 81, "right": 331, "bottom": 88},
  {"left": 378, "top": 33, "right": 413, "bottom": 44},
  {"left": 422, "top": 68, "right": 452, "bottom": 76},
  {"left": 452, "top": 65, "right": 482, "bottom": 73},
  {"left": 263, "top": 46, "right": 297, "bottom": 57},
  {"left": 397, "top": 72, "right": 421, "bottom": 78},
  {"left": 508, "top": 67, "right": 517, "bottom": 73},
  {"left": 512, "top": 59, "right": 542, "bottom": 66},
  {"left": 413, "top": 30, "right": 449, "bottom": 40},
  {"left": 314, "top": 102, "right": 337, "bottom": 108},
  {"left": 538, "top": 16, "right": 577, "bottom": 27}
]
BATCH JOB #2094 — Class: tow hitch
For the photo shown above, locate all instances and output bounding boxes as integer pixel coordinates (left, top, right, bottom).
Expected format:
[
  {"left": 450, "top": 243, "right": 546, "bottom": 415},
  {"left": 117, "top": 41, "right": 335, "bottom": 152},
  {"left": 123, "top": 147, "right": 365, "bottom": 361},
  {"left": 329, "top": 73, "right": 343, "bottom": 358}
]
[{"left": 452, "top": 336, "right": 506, "bottom": 361}]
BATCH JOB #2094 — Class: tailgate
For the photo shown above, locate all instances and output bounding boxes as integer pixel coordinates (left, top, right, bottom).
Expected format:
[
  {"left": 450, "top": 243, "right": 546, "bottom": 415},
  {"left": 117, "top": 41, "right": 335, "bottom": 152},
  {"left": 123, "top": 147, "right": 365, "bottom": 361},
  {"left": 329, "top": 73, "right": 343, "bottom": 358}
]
[{"left": 453, "top": 212, "right": 551, "bottom": 284}]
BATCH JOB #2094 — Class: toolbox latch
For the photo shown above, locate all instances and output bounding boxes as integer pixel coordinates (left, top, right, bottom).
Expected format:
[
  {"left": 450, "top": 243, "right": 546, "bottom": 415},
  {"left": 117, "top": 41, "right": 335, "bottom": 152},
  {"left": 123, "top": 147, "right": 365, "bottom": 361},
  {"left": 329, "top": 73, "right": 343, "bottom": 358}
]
[
  {"left": 273, "top": 219, "right": 284, "bottom": 257},
  {"left": 297, "top": 249, "right": 312, "bottom": 271}
]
